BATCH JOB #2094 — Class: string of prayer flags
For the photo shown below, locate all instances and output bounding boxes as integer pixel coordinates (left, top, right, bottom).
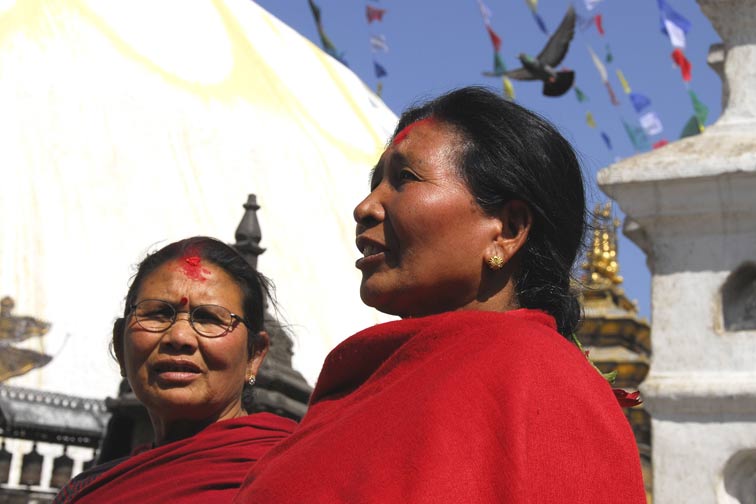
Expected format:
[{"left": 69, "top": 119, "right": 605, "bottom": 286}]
[
  {"left": 657, "top": 0, "right": 690, "bottom": 49},
  {"left": 308, "top": 0, "right": 347, "bottom": 65},
  {"left": 575, "top": 13, "right": 595, "bottom": 31},
  {"left": 364, "top": 2, "right": 389, "bottom": 95},
  {"left": 588, "top": 45, "right": 619, "bottom": 106},
  {"left": 477, "top": 0, "right": 516, "bottom": 99},
  {"left": 366, "top": 6, "right": 386, "bottom": 23}
]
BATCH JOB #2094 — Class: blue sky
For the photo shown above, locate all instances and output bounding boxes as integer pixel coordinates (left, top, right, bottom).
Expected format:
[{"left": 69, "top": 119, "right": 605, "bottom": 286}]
[{"left": 255, "top": 0, "right": 723, "bottom": 320}]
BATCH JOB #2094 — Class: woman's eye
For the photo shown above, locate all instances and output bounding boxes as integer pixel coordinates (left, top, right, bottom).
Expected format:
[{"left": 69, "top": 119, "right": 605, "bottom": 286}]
[{"left": 398, "top": 170, "right": 419, "bottom": 182}]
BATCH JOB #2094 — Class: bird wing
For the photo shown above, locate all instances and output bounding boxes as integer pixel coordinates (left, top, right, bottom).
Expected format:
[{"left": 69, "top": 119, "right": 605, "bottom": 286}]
[
  {"left": 503, "top": 67, "right": 538, "bottom": 81},
  {"left": 536, "top": 5, "right": 576, "bottom": 67}
]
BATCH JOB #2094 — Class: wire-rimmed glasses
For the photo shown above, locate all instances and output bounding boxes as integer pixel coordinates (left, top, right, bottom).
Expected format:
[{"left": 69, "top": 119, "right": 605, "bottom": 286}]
[{"left": 129, "top": 299, "right": 248, "bottom": 338}]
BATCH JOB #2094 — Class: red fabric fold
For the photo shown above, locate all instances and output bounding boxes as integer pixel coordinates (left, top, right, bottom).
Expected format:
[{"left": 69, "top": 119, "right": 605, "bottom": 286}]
[
  {"left": 60, "top": 413, "right": 295, "bottom": 504},
  {"left": 234, "top": 309, "right": 646, "bottom": 503}
]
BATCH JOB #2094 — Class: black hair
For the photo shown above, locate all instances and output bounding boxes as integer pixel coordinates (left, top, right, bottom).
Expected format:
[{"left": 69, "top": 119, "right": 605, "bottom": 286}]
[
  {"left": 114, "top": 236, "right": 271, "bottom": 358},
  {"left": 394, "top": 86, "right": 586, "bottom": 336}
]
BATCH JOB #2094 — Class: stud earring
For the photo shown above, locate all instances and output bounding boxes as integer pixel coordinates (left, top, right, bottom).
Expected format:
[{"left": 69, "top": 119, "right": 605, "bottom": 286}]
[
  {"left": 248, "top": 375, "right": 256, "bottom": 387},
  {"left": 487, "top": 255, "right": 504, "bottom": 271}
]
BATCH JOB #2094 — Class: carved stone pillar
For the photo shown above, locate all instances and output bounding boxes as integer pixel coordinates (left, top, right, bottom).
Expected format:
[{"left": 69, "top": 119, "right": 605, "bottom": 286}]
[{"left": 597, "top": 1, "right": 756, "bottom": 502}]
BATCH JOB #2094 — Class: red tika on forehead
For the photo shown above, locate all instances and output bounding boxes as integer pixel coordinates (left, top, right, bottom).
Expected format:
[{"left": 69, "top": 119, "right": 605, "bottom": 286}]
[
  {"left": 392, "top": 117, "right": 436, "bottom": 146},
  {"left": 179, "top": 254, "right": 211, "bottom": 282},
  {"left": 179, "top": 296, "right": 188, "bottom": 306}
]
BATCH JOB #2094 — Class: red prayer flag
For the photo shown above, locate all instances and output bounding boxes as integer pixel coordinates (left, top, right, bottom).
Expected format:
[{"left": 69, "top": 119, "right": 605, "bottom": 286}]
[
  {"left": 486, "top": 25, "right": 502, "bottom": 53},
  {"left": 652, "top": 139, "right": 669, "bottom": 149},
  {"left": 671, "top": 48, "right": 692, "bottom": 81},
  {"left": 605, "top": 81, "right": 620, "bottom": 106},
  {"left": 366, "top": 5, "right": 386, "bottom": 23},
  {"left": 613, "top": 389, "right": 643, "bottom": 408},
  {"left": 595, "top": 14, "right": 605, "bottom": 36}
]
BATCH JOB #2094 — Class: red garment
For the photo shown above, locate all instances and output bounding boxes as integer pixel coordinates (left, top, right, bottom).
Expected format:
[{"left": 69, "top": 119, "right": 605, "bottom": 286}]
[
  {"left": 60, "top": 413, "right": 295, "bottom": 504},
  {"left": 234, "top": 309, "right": 646, "bottom": 503}
]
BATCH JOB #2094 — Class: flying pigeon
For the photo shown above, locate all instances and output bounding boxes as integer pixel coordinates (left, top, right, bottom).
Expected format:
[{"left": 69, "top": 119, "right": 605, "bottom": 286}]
[{"left": 487, "top": 5, "right": 576, "bottom": 97}]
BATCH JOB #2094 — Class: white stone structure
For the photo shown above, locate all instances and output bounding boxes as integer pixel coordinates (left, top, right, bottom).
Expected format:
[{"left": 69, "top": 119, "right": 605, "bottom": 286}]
[
  {"left": 0, "top": 0, "right": 397, "bottom": 401},
  {"left": 597, "top": 1, "right": 756, "bottom": 502}
]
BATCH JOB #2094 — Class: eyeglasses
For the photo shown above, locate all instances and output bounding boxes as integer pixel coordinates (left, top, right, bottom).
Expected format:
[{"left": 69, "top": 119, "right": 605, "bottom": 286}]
[{"left": 129, "top": 299, "right": 248, "bottom": 338}]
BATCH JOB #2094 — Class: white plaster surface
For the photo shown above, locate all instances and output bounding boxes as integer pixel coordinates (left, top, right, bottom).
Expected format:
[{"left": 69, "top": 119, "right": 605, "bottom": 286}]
[
  {"left": 0, "top": 0, "right": 397, "bottom": 399},
  {"left": 599, "top": 1, "right": 756, "bottom": 501}
]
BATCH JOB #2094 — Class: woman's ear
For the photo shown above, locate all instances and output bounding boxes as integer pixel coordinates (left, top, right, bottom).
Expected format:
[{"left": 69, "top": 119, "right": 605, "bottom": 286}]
[
  {"left": 112, "top": 318, "right": 127, "bottom": 377},
  {"left": 247, "top": 331, "right": 270, "bottom": 380},
  {"left": 488, "top": 199, "right": 532, "bottom": 264}
]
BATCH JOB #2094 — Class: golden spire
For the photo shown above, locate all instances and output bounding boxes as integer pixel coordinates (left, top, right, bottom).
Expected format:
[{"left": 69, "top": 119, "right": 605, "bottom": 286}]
[{"left": 582, "top": 202, "right": 623, "bottom": 287}]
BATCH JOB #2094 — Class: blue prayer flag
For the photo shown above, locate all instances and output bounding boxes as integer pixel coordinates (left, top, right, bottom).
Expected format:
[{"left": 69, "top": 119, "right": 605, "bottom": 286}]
[
  {"left": 373, "top": 61, "right": 387, "bottom": 79},
  {"left": 629, "top": 92, "right": 651, "bottom": 113}
]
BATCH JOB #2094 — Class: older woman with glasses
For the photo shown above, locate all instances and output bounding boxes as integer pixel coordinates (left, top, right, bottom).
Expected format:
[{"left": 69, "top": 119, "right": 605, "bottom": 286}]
[{"left": 55, "top": 236, "right": 296, "bottom": 504}]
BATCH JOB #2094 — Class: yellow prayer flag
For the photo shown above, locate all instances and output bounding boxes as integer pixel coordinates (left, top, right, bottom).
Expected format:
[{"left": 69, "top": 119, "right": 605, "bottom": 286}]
[
  {"left": 586, "top": 111, "right": 597, "bottom": 128},
  {"left": 616, "top": 69, "right": 631, "bottom": 94},
  {"left": 503, "top": 77, "right": 515, "bottom": 101}
]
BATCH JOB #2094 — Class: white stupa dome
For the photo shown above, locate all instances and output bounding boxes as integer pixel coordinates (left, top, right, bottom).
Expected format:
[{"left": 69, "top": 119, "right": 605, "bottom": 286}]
[{"left": 0, "top": 0, "right": 397, "bottom": 397}]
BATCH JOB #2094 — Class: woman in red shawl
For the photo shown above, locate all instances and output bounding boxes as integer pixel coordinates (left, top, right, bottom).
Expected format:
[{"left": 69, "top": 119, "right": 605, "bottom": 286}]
[
  {"left": 234, "top": 87, "right": 646, "bottom": 503},
  {"left": 55, "top": 237, "right": 296, "bottom": 503}
]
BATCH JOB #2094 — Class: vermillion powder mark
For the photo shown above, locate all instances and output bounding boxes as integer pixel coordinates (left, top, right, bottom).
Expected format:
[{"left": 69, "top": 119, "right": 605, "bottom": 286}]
[
  {"left": 392, "top": 117, "right": 435, "bottom": 146},
  {"left": 179, "top": 297, "right": 188, "bottom": 306},
  {"left": 180, "top": 255, "right": 210, "bottom": 282}
]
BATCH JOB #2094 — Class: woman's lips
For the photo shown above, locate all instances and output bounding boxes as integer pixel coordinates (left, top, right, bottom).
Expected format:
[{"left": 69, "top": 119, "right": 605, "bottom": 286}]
[
  {"left": 355, "top": 237, "right": 388, "bottom": 269},
  {"left": 152, "top": 361, "right": 201, "bottom": 384}
]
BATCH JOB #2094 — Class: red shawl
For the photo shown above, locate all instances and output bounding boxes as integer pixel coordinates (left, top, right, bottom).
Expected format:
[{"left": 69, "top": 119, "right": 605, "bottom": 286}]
[
  {"left": 234, "top": 310, "right": 646, "bottom": 503},
  {"left": 60, "top": 412, "right": 295, "bottom": 503}
]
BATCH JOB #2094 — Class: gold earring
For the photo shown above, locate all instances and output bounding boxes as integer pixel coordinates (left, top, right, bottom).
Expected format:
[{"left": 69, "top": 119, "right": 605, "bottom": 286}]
[{"left": 487, "top": 255, "right": 504, "bottom": 271}]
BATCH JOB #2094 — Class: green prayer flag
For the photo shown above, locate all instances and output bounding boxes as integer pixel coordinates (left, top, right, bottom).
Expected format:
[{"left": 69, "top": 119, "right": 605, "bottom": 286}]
[
  {"left": 574, "top": 86, "right": 588, "bottom": 103},
  {"left": 688, "top": 90, "right": 708, "bottom": 129},
  {"left": 493, "top": 52, "right": 507, "bottom": 75},
  {"left": 680, "top": 115, "right": 702, "bottom": 138},
  {"left": 622, "top": 119, "right": 650, "bottom": 152},
  {"left": 605, "top": 44, "right": 613, "bottom": 63}
]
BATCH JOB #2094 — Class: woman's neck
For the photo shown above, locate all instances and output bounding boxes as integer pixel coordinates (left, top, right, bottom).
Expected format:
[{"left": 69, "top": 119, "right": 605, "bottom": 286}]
[{"left": 149, "top": 405, "right": 246, "bottom": 446}]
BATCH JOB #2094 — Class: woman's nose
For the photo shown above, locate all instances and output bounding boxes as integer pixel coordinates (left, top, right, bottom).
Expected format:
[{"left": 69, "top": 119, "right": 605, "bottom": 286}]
[
  {"left": 162, "top": 313, "right": 198, "bottom": 351},
  {"left": 353, "top": 188, "right": 385, "bottom": 227}
]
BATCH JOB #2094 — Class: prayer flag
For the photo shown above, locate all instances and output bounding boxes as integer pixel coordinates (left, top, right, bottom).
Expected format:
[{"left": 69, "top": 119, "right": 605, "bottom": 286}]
[
  {"left": 477, "top": 0, "right": 493, "bottom": 24},
  {"left": 657, "top": 0, "right": 691, "bottom": 49},
  {"left": 652, "top": 139, "right": 669, "bottom": 149},
  {"left": 533, "top": 12, "right": 548, "bottom": 34},
  {"left": 605, "top": 44, "right": 613, "bottom": 63},
  {"left": 671, "top": 48, "right": 692, "bottom": 81},
  {"left": 486, "top": 25, "right": 502, "bottom": 52},
  {"left": 688, "top": 89, "right": 708, "bottom": 127},
  {"left": 595, "top": 15, "right": 605, "bottom": 36},
  {"left": 493, "top": 52, "right": 507, "bottom": 75},
  {"left": 586, "top": 111, "right": 597, "bottom": 128},
  {"left": 616, "top": 69, "right": 631, "bottom": 94},
  {"left": 623, "top": 119, "right": 650, "bottom": 152},
  {"left": 605, "top": 82, "right": 620, "bottom": 106},
  {"left": 588, "top": 45, "right": 608, "bottom": 82},
  {"left": 308, "top": 0, "right": 346, "bottom": 65},
  {"left": 576, "top": 13, "right": 595, "bottom": 31},
  {"left": 374, "top": 60, "right": 387, "bottom": 79},
  {"left": 503, "top": 77, "right": 516, "bottom": 100},
  {"left": 639, "top": 111, "right": 664, "bottom": 136},
  {"left": 525, "top": 0, "right": 538, "bottom": 11},
  {"left": 574, "top": 87, "right": 588, "bottom": 102},
  {"left": 629, "top": 92, "right": 651, "bottom": 113},
  {"left": 680, "top": 115, "right": 701, "bottom": 138},
  {"left": 585, "top": 0, "right": 604, "bottom": 11},
  {"left": 366, "top": 6, "right": 386, "bottom": 23},
  {"left": 370, "top": 34, "right": 389, "bottom": 53},
  {"left": 601, "top": 131, "right": 612, "bottom": 150}
]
